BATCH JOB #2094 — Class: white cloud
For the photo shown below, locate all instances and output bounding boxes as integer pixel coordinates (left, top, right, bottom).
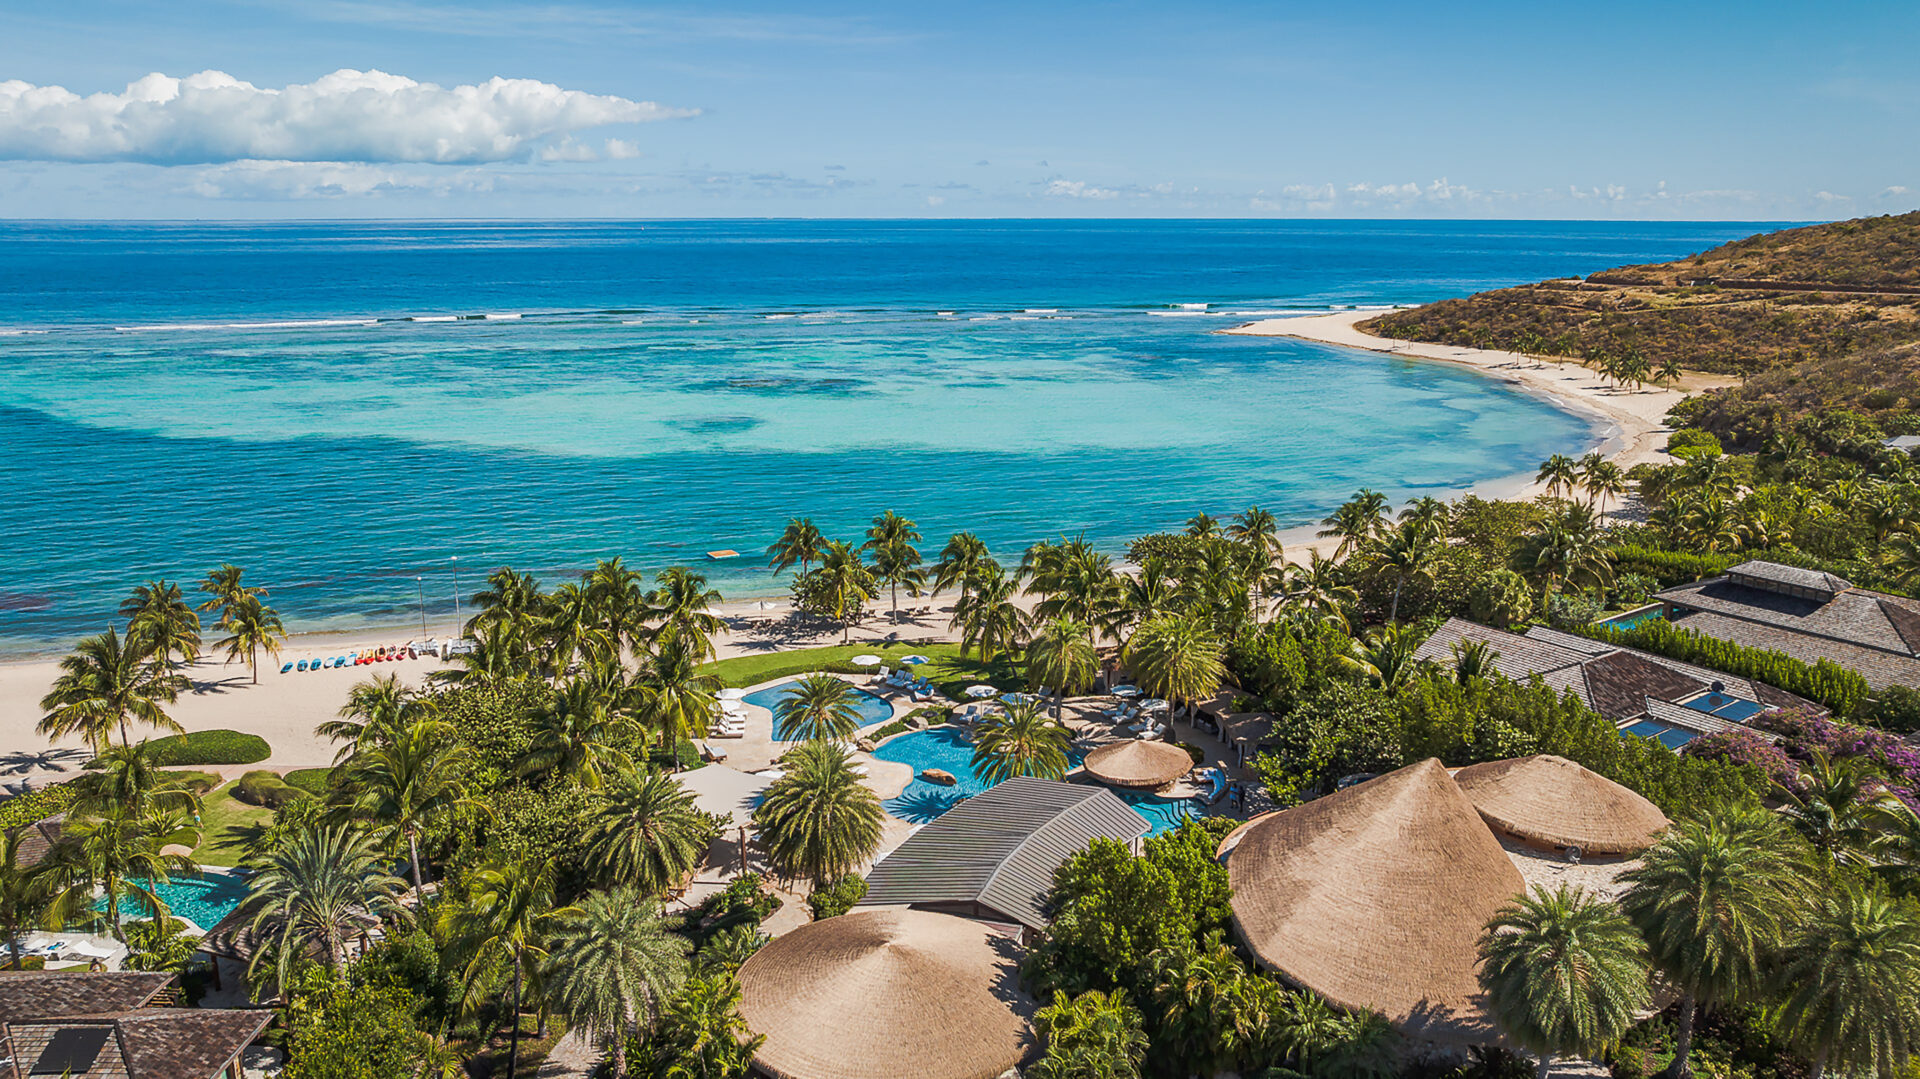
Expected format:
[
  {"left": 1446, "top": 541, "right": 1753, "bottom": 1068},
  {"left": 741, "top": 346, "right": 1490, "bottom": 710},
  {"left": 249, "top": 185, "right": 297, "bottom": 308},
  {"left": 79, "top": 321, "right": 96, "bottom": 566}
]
[
  {"left": 184, "top": 159, "right": 497, "bottom": 199},
  {"left": 1045, "top": 179, "right": 1119, "bottom": 200},
  {"left": 0, "top": 69, "right": 693, "bottom": 165}
]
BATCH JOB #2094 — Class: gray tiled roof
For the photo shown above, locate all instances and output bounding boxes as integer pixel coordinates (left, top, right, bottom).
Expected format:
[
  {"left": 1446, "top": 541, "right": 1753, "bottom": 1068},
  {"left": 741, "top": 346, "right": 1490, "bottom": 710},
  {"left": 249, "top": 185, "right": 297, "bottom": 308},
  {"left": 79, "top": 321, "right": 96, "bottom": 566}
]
[
  {"left": 1657, "top": 571, "right": 1920, "bottom": 679},
  {"left": 1725, "top": 560, "right": 1853, "bottom": 596},
  {"left": 0, "top": 971, "right": 170, "bottom": 1023},
  {"left": 1668, "top": 609, "right": 1920, "bottom": 690},
  {"left": 0, "top": 973, "right": 268, "bottom": 1079},
  {"left": 857, "top": 777, "right": 1149, "bottom": 930},
  {"left": 1412, "top": 620, "right": 1590, "bottom": 678}
]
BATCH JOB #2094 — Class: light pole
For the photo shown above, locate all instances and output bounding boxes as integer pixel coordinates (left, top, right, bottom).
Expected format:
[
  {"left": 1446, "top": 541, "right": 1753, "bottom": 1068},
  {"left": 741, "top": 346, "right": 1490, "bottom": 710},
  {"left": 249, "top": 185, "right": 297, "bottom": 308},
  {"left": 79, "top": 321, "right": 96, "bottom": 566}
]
[
  {"left": 450, "top": 556, "right": 461, "bottom": 638},
  {"left": 416, "top": 576, "right": 427, "bottom": 637}
]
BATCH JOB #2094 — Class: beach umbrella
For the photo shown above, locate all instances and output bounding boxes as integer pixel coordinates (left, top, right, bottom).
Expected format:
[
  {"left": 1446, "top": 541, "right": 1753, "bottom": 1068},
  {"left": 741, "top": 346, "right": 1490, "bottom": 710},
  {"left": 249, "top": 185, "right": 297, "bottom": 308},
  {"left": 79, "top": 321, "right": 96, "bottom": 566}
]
[
  {"left": 1111, "top": 685, "right": 1140, "bottom": 698},
  {"left": 1000, "top": 692, "right": 1035, "bottom": 706},
  {"left": 899, "top": 654, "right": 932, "bottom": 665},
  {"left": 718, "top": 687, "right": 749, "bottom": 701},
  {"left": 964, "top": 685, "right": 999, "bottom": 698},
  {"left": 851, "top": 654, "right": 882, "bottom": 667},
  {"left": 1142, "top": 698, "right": 1170, "bottom": 710}
]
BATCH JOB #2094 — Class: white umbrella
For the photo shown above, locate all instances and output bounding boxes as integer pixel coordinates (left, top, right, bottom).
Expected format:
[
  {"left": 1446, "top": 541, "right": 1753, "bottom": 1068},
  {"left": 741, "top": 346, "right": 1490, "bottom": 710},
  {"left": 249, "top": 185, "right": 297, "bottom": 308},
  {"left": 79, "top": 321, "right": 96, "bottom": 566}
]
[
  {"left": 851, "top": 654, "right": 883, "bottom": 667},
  {"left": 900, "top": 654, "right": 932, "bottom": 665},
  {"left": 1001, "top": 693, "right": 1036, "bottom": 706},
  {"left": 965, "top": 685, "right": 1000, "bottom": 698},
  {"left": 1111, "top": 685, "right": 1141, "bottom": 698},
  {"left": 718, "top": 687, "right": 748, "bottom": 701},
  {"left": 1142, "top": 698, "right": 1170, "bottom": 710}
]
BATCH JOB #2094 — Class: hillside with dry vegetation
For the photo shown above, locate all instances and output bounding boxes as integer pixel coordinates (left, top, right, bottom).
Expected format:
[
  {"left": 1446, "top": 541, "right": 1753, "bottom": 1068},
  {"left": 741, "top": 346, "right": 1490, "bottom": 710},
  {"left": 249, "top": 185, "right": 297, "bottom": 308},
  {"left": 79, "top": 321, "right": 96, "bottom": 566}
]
[{"left": 1359, "top": 212, "right": 1920, "bottom": 378}]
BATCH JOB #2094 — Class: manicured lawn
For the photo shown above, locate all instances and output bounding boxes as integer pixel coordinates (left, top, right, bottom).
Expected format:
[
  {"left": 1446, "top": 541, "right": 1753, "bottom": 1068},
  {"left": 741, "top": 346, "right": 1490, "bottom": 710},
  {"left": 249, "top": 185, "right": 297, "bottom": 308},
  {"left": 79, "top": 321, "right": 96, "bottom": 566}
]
[
  {"left": 703, "top": 641, "right": 1024, "bottom": 698},
  {"left": 191, "top": 783, "right": 275, "bottom": 867}
]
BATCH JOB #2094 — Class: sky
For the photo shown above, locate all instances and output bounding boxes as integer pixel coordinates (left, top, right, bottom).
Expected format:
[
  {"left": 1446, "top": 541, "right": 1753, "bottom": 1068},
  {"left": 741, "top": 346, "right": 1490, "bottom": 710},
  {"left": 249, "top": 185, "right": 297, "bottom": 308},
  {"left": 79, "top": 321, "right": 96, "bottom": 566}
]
[{"left": 0, "top": 0, "right": 1915, "bottom": 219}]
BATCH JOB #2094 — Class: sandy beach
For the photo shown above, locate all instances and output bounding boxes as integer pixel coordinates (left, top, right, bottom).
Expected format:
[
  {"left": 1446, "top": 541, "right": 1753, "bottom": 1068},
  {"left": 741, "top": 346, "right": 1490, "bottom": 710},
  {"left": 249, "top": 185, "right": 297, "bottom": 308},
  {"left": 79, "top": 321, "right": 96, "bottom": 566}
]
[{"left": 0, "top": 311, "right": 1735, "bottom": 788}]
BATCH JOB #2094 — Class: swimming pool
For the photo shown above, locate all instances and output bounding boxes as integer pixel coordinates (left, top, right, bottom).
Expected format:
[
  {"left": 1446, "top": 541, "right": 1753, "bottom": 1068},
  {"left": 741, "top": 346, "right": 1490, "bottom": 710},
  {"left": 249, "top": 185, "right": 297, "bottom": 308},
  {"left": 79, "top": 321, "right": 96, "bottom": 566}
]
[
  {"left": 744, "top": 679, "right": 896, "bottom": 731},
  {"left": 872, "top": 727, "right": 1201, "bottom": 837},
  {"left": 104, "top": 872, "right": 250, "bottom": 931}
]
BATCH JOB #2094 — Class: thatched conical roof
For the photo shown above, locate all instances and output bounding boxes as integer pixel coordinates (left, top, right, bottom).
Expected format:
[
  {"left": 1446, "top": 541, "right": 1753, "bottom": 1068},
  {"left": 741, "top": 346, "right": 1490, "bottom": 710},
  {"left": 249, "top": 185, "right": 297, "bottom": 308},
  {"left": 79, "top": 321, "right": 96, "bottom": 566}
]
[
  {"left": 1226, "top": 758, "right": 1525, "bottom": 1044},
  {"left": 736, "top": 909, "right": 1035, "bottom": 1079},
  {"left": 1081, "top": 739, "right": 1193, "bottom": 789},
  {"left": 1451, "top": 755, "right": 1668, "bottom": 855}
]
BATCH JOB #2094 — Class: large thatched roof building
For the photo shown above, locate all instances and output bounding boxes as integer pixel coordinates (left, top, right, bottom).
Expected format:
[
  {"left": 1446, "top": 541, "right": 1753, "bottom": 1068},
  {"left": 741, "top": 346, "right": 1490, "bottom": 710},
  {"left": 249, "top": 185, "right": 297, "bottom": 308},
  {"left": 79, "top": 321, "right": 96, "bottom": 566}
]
[
  {"left": 1224, "top": 758, "right": 1526, "bottom": 1044},
  {"left": 1452, "top": 755, "right": 1668, "bottom": 856},
  {"left": 736, "top": 909, "right": 1036, "bottom": 1079},
  {"left": 1081, "top": 739, "right": 1193, "bottom": 790}
]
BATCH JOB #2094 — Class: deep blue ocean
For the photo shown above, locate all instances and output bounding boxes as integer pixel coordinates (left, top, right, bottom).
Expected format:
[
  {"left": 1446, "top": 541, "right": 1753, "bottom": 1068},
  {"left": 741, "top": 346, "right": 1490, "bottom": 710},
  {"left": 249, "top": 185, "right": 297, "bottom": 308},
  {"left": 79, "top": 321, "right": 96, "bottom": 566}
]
[{"left": 0, "top": 219, "right": 1778, "bottom": 655}]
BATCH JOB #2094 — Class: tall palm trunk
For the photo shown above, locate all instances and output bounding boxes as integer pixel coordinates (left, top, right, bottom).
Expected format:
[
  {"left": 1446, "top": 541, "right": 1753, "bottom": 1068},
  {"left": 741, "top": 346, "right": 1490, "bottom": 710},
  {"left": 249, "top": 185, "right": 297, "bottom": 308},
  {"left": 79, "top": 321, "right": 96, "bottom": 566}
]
[
  {"left": 104, "top": 875, "right": 124, "bottom": 943},
  {"left": 507, "top": 951, "right": 524, "bottom": 1079},
  {"left": 1390, "top": 576, "right": 1405, "bottom": 622},
  {"left": 407, "top": 827, "right": 426, "bottom": 905},
  {"left": 1536, "top": 1054, "right": 1554, "bottom": 1079},
  {"left": 1661, "top": 992, "right": 1697, "bottom": 1079}
]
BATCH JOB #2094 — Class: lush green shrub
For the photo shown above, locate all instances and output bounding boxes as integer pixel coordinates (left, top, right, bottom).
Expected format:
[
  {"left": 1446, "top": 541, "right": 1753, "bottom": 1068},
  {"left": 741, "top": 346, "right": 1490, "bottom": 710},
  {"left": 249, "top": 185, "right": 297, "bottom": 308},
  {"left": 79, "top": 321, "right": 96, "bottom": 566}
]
[
  {"left": 1467, "top": 568, "right": 1535, "bottom": 629},
  {"left": 234, "top": 769, "right": 306, "bottom": 809},
  {"left": 158, "top": 770, "right": 221, "bottom": 795},
  {"left": 281, "top": 768, "right": 335, "bottom": 796},
  {"left": 868, "top": 720, "right": 909, "bottom": 740},
  {"left": 146, "top": 730, "right": 271, "bottom": 766},
  {"left": 437, "top": 680, "right": 551, "bottom": 774},
  {"left": 0, "top": 782, "right": 77, "bottom": 830},
  {"left": 1578, "top": 618, "right": 1871, "bottom": 714},
  {"left": 1608, "top": 545, "right": 1732, "bottom": 587},
  {"left": 649, "top": 739, "right": 702, "bottom": 773},
  {"left": 1250, "top": 683, "right": 1399, "bottom": 803},
  {"left": 282, "top": 968, "right": 424, "bottom": 1079},
  {"left": 1666, "top": 428, "right": 1723, "bottom": 458},
  {"left": 806, "top": 874, "right": 868, "bottom": 920},
  {"left": 1857, "top": 684, "right": 1920, "bottom": 733},
  {"left": 1225, "top": 619, "right": 1353, "bottom": 715},
  {"left": 1546, "top": 592, "right": 1605, "bottom": 629}
]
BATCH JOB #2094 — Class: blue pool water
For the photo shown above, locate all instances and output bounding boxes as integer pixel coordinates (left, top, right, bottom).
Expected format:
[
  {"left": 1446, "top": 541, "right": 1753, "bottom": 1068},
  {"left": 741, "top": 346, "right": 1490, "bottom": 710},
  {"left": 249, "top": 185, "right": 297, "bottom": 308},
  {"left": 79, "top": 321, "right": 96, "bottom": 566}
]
[
  {"left": 106, "top": 872, "right": 250, "bottom": 930},
  {"left": 873, "top": 726, "right": 1200, "bottom": 836},
  {"left": 0, "top": 219, "right": 1778, "bottom": 657},
  {"left": 745, "top": 680, "right": 896, "bottom": 729}
]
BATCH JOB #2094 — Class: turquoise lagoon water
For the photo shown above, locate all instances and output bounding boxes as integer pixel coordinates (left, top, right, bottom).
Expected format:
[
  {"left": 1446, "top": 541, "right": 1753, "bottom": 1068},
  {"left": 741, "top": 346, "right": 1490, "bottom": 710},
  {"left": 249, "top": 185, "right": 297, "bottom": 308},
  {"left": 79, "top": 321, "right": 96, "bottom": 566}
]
[
  {"left": 106, "top": 872, "right": 250, "bottom": 931},
  {"left": 873, "top": 726, "right": 1200, "bottom": 836},
  {"left": 0, "top": 220, "right": 1780, "bottom": 655},
  {"left": 744, "top": 680, "right": 895, "bottom": 726}
]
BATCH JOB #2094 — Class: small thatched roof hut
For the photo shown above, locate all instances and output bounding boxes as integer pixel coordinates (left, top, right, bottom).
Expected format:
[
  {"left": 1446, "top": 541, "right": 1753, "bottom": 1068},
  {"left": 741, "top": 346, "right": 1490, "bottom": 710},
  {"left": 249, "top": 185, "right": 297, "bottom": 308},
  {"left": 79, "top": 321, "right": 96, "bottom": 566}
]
[
  {"left": 736, "top": 909, "right": 1035, "bottom": 1079},
  {"left": 1224, "top": 758, "right": 1526, "bottom": 1045},
  {"left": 1081, "top": 739, "right": 1192, "bottom": 789},
  {"left": 1451, "top": 755, "right": 1668, "bottom": 856}
]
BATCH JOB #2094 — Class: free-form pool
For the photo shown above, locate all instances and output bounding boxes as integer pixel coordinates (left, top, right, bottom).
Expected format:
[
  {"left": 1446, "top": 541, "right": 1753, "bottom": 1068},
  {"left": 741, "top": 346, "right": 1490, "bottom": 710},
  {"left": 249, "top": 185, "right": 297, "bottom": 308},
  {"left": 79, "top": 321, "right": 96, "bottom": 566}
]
[
  {"left": 872, "top": 726, "right": 1201, "bottom": 836},
  {"left": 106, "top": 872, "right": 250, "bottom": 931},
  {"left": 744, "top": 680, "right": 896, "bottom": 731}
]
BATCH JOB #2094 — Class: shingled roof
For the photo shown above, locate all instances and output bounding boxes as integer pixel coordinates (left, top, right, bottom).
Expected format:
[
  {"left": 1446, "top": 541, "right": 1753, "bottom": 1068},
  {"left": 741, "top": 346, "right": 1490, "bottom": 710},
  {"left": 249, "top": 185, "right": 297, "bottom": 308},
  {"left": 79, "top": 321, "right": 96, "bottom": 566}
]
[
  {"left": 7, "top": 813, "right": 65, "bottom": 870},
  {"left": 857, "top": 777, "right": 1148, "bottom": 931},
  {"left": 0, "top": 972, "right": 269, "bottom": 1079},
  {"left": 1657, "top": 564, "right": 1920, "bottom": 688}
]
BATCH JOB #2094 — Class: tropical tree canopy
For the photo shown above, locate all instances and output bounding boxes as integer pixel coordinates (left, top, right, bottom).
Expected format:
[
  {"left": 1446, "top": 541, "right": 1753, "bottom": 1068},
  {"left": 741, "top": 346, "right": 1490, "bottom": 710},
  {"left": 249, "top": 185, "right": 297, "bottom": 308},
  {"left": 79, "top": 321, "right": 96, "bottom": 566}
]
[{"left": 751, "top": 740, "right": 883, "bottom": 886}]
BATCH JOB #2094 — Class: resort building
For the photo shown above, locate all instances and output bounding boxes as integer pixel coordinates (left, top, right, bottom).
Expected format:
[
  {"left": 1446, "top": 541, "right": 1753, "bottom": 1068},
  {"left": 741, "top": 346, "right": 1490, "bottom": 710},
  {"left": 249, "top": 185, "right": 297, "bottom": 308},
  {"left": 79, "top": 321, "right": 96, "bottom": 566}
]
[
  {"left": 1414, "top": 617, "right": 1820, "bottom": 748},
  {"left": 1220, "top": 756, "right": 1670, "bottom": 1047},
  {"left": 735, "top": 908, "right": 1035, "bottom": 1079},
  {"left": 1653, "top": 560, "right": 1920, "bottom": 689},
  {"left": 1221, "top": 758, "right": 1525, "bottom": 1045},
  {"left": 0, "top": 971, "right": 268, "bottom": 1079},
  {"left": 857, "top": 777, "right": 1148, "bottom": 938}
]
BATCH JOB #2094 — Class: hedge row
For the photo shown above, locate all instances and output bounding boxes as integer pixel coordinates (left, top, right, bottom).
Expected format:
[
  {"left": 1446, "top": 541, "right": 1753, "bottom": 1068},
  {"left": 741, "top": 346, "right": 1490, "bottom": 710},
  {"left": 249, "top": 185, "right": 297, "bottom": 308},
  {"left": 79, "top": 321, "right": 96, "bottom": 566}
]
[
  {"left": 1577, "top": 618, "right": 1872, "bottom": 715},
  {"left": 1607, "top": 545, "right": 1732, "bottom": 587},
  {"left": 0, "top": 782, "right": 76, "bottom": 831},
  {"left": 146, "top": 730, "right": 272, "bottom": 766},
  {"left": 281, "top": 768, "right": 335, "bottom": 796}
]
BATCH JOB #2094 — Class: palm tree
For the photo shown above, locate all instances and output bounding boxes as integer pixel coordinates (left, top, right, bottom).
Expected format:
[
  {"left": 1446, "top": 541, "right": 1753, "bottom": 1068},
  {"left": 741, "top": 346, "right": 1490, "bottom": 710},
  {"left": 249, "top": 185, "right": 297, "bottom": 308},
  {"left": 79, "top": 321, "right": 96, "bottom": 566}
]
[
  {"left": 0, "top": 828, "right": 52, "bottom": 969},
  {"left": 1398, "top": 496, "right": 1449, "bottom": 532},
  {"left": 1619, "top": 804, "right": 1810, "bottom": 1079},
  {"left": 633, "top": 630, "right": 723, "bottom": 751},
  {"left": 1450, "top": 639, "right": 1500, "bottom": 686},
  {"left": 43, "top": 804, "right": 198, "bottom": 943},
  {"left": 585, "top": 770, "right": 715, "bottom": 894},
  {"left": 339, "top": 717, "right": 481, "bottom": 901},
  {"left": 809, "top": 540, "right": 879, "bottom": 645},
  {"left": 1318, "top": 490, "right": 1390, "bottom": 558},
  {"left": 1580, "top": 457, "right": 1629, "bottom": 517},
  {"left": 542, "top": 886, "right": 691, "bottom": 1076},
  {"left": 195, "top": 562, "right": 261, "bottom": 614},
  {"left": 752, "top": 739, "right": 883, "bottom": 887},
  {"left": 1281, "top": 550, "right": 1359, "bottom": 622},
  {"left": 120, "top": 579, "right": 201, "bottom": 669},
  {"left": 1479, "top": 885, "right": 1651, "bottom": 1079},
  {"left": 72, "top": 740, "right": 202, "bottom": 818},
  {"left": 436, "top": 619, "right": 539, "bottom": 686},
  {"left": 767, "top": 517, "right": 828, "bottom": 577},
  {"left": 1340, "top": 624, "right": 1422, "bottom": 690},
  {"left": 772, "top": 674, "right": 864, "bottom": 742},
  {"left": 1521, "top": 512, "right": 1615, "bottom": 603},
  {"left": 585, "top": 557, "right": 651, "bottom": 657},
  {"left": 518, "top": 679, "right": 635, "bottom": 787},
  {"left": 971, "top": 701, "right": 1072, "bottom": 784},
  {"left": 862, "top": 510, "right": 925, "bottom": 624},
  {"left": 1028, "top": 539, "right": 1125, "bottom": 643},
  {"left": 441, "top": 858, "right": 572, "bottom": 1079},
  {"left": 1880, "top": 530, "right": 1920, "bottom": 591},
  {"left": 1773, "top": 750, "right": 1898, "bottom": 868},
  {"left": 1536, "top": 454, "right": 1580, "bottom": 500},
  {"left": 1031, "top": 989, "right": 1149, "bottom": 1079},
  {"left": 1657, "top": 355, "right": 1683, "bottom": 387},
  {"left": 39, "top": 627, "right": 187, "bottom": 751},
  {"left": 315, "top": 672, "right": 434, "bottom": 759},
  {"left": 213, "top": 591, "right": 286, "bottom": 684},
  {"left": 1185, "top": 512, "right": 1220, "bottom": 538},
  {"left": 1024, "top": 617, "right": 1097, "bottom": 717},
  {"left": 466, "top": 565, "right": 544, "bottom": 638},
  {"left": 1370, "top": 518, "right": 1440, "bottom": 623},
  {"left": 1123, "top": 613, "right": 1225, "bottom": 723},
  {"left": 244, "top": 822, "right": 408, "bottom": 986},
  {"left": 930, "top": 532, "right": 993, "bottom": 598},
  {"left": 1229, "top": 506, "right": 1286, "bottom": 612},
  {"left": 952, "top": 561, "right": 1027, "bottom": 663},
  {"left": 1773, "top": 884, "right": 1920, "bottom": 1079},
  {"left": 647, "top": 567, "right": 726, "bottom": 660}
]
